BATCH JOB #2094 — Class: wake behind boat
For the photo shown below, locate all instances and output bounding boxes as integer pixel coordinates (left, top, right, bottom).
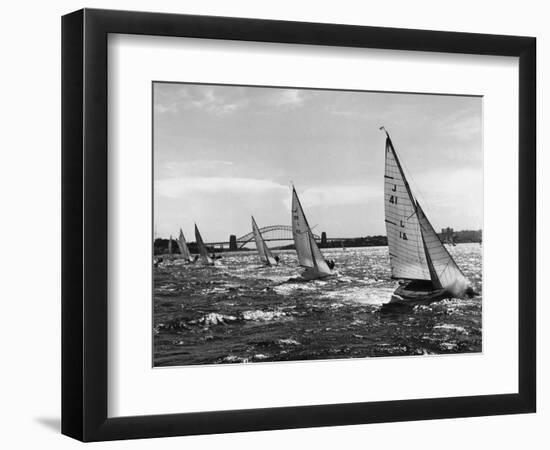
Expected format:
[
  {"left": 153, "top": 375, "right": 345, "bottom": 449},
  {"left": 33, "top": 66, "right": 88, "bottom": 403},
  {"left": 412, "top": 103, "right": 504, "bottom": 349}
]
[
  {"left": 251, "top": 216, "right": 279, "bottom": 266},
  {"left": 381, "top": 127, "right": 475, "bottom": 305},
  {"left": 291, "top": 186, "right": 336, "bottom": 280}
]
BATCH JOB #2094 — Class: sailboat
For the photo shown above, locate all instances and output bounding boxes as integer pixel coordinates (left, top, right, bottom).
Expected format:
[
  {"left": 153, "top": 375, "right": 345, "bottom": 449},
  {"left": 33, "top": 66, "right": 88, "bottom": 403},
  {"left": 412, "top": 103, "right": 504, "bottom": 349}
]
[
  {"left": 382, "top": 127, "right": 475, "bottom": 304},
  {"left": 177, "top": 228, "right": 195, "bottom": 263},
  {"left": 291, "top": 186, "right": 335, "bottom": 280},
  {"left": 251, "top": 216, "right": 279, "bottom": 266},
  {"left": 194, "top": 224, "right": 214, "bottom": 265}
]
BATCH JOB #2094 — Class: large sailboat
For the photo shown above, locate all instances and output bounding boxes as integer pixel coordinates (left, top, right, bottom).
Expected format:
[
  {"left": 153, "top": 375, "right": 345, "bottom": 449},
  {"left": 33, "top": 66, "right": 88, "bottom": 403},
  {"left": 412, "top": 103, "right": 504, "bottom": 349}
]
[
  {"left": 251, "top": 216, "right": 279, "bottom": 266},
  {"left": 291, "top": 186, "right": 335, "bottom": 280},
  {"left": 382, "top": 128, "right": 474, "bottom": 304},
  {"left": 177, "top": 228, "right": 195, "bottom": 263},
  {"left": 194, "top": 224, "right": 214, "bottom": 265}
]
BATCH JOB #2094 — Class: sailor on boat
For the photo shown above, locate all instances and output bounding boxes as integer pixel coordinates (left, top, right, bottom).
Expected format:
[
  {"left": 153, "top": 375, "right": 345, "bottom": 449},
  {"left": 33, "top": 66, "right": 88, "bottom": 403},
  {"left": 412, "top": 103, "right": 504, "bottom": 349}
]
[
  {"left": 380, "top": 127, "right": 476, "bottom": 305},
  {"left": 291, "top": 185, "right": 336, "bottom": 280}
]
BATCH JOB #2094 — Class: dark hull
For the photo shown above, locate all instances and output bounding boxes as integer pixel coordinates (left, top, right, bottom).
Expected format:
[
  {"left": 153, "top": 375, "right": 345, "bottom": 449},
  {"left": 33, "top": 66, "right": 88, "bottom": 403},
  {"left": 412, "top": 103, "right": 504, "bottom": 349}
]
[{"left": 385, "top": 280, "right": 451, "bottom": 308}]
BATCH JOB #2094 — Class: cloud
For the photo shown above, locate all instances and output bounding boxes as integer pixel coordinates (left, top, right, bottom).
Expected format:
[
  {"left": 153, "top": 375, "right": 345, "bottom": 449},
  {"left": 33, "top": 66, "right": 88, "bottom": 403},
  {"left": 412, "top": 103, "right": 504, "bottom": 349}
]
[
  {"left": 159, "top": 160, "right": 234, "bottom": 175},
  {"left": 189, "top": 88, "right": 248, "bottom": 114},
  {"left": 299, "top": 184, "right": 379, "bottom": 208},
  {"left": 270, "top": 90, "right": 304, "bottom": 108},
  {"left": 154, "top": 103, "right": 178, "bottom": 114},
  {"left": 435, "top": 107, "right": 482, "bottom": 141},
  {"left": 154, "top": 85, "right": 249, "bottom": 115},
  {"left": 155, "top": 177, "right": 288, "bottom": 199}
]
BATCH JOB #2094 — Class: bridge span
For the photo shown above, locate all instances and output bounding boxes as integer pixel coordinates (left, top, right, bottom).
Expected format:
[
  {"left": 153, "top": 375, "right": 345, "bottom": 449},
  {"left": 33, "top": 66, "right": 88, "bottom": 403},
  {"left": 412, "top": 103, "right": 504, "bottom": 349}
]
[{"left": 205, "top": 225, "right": 355, "bottom": 250}]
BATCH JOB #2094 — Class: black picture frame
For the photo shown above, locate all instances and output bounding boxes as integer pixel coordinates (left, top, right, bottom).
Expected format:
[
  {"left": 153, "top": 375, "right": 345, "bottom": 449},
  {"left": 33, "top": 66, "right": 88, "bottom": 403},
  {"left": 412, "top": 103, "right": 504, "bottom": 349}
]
[{"left": 62, "top": 8, "right": 536, "bottom": 442}]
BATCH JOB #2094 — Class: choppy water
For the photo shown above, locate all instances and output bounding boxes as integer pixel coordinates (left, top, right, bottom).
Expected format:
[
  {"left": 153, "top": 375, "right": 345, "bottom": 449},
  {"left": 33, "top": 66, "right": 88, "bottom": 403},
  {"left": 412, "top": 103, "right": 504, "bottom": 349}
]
[{"left": 153, "top": 243, "right": 482, "bottom": 366}]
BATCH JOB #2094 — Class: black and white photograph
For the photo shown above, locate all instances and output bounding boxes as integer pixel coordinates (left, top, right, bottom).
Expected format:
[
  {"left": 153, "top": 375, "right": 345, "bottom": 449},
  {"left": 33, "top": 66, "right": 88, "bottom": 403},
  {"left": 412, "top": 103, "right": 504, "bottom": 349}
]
[
  {"left": 0, "top": 0, "right": 543, "bottom": 446},
  {"left": 152, "top": 82, "right": 483, "bottom": 367}
]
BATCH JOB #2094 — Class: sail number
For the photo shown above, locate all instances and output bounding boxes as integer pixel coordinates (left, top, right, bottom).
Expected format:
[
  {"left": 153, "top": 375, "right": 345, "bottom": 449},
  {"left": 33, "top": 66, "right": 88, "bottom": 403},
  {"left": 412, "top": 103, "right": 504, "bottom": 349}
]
[
  {"left": 399, "top": 231, "right": 408, "bottom": 240},
  {"left": 389, "top": 195, "right": 397, "bottom": 204}
]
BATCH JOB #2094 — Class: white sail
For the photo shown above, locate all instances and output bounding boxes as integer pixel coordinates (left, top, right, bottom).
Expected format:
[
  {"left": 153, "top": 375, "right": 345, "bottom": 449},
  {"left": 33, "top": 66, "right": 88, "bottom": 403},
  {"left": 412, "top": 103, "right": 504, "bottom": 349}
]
[
  {"left": 384, "top": 136, "right": 430, "bottom": 280},
  {"left": 382, "top": 129, "right": 470, "bottom": 294},
  {"left": 194, "top": 224, "right": 213, "bottom": 264},
  {"left": 291, "top": 187, "right": 332, "bottom": 277},
  {"left": 177, "top": 228, "right": 194, "bottom": 262},
  {"left": 168, "top": 235, "right": 173, "bottom": 255},
  {"left": 416, "top": 202, "right": 469, "bottom": 293},
  {"left": 251, "top": 216, "right": 277, "bottom": 266}
]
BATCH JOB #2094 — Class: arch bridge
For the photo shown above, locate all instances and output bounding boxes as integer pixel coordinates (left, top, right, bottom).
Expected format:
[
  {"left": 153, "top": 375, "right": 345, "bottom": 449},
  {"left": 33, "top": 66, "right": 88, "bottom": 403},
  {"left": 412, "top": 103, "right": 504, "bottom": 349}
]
[
  {"left": 205, "top": 225, "right": 321, "bottom": 249},
  {"left": 236, "top": 225, "right": 320, "bottom": 249}
]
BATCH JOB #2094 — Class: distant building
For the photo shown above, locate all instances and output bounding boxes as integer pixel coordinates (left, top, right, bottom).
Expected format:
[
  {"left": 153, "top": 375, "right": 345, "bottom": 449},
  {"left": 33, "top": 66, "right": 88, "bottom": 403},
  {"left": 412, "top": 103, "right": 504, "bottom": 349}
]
[
  {"left": 437, "top": 228, "right": 482, "bottom": 244},
  {"left": 229, "top": 234, "right": 237, "bottom": 251}
]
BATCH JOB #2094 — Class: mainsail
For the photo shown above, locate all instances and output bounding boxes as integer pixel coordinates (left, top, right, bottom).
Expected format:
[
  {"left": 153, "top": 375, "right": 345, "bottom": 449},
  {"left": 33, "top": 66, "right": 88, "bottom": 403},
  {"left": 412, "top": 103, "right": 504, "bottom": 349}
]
[
  {"left": 384, "top": 135, "right": 430, "bottom": 280},
  {"left": 177, "top": 228, "right": 194, "bottom": 262},
  {"left": 291, "top": 187, "right": 332, "bottom": 277},
  {"left": 382, "top": 129, "right": 469, "bottom": 293},
  {"left": 251, "top": 216, "right": 277, "bottom": 266},
  {"left": 194, "top": 224, "right": 213, "bottom": 264}
]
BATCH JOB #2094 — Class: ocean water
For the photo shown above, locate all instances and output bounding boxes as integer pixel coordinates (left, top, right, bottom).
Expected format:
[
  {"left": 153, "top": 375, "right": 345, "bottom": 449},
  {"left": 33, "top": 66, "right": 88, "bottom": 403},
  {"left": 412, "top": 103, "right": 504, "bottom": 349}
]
[{"left": 153, "top": 243, "right": 482, "bottom": 366}]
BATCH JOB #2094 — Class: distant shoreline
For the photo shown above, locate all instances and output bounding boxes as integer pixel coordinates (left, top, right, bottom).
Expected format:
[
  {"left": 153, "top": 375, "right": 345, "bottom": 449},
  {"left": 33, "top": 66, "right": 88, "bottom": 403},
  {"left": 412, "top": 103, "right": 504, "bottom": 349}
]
[
  {"left": 156, "top": 242, "right": 480, "bottom": 259},
  {"left": 154, "top": 229, "right": 481, "bottom": 255}
]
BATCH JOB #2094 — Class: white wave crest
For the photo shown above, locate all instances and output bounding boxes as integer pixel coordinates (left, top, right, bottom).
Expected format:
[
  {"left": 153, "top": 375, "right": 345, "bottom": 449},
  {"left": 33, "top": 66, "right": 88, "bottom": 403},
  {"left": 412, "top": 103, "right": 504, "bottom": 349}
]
[
  {"left": 434, "top": 324, "right": 468, "bottom": 334},
  {"left": 197, "top": 312, "right": 237, "bottom": 325},
  {"left": 241, "top": 310, "right": 286, "bottom": 321},
  {"left": 277, "top": 338, "right": 300, "bottom": 346}
]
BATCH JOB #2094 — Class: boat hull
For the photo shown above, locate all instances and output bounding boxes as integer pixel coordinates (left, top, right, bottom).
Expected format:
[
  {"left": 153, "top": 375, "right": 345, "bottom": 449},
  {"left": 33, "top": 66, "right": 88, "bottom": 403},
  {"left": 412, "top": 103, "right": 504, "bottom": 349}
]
[
  {"left": 300, "top": 268, "right": 336, "bottom": 281},
  {"left": 387, "top": 280, "right": 451, "bottom": 307}
]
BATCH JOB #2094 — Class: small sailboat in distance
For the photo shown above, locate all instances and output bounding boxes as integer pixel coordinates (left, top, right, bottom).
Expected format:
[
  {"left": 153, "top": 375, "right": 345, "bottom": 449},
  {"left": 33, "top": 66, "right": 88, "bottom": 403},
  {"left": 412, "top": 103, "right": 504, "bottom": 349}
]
[
  {"left": 177, "top": 228, "right": 195, "bottom": 263},
  {"left": 194, "top": 224, "right": 214, "bottom": 265},
  {"left": 251, "top": 216, "right": 279, "bottom": 266},
  {"left": 291, "top": 186, "right": 336, "bottom": 280},
  {"left": 381, "top": 127, "right": 475, "bottom": 304}
]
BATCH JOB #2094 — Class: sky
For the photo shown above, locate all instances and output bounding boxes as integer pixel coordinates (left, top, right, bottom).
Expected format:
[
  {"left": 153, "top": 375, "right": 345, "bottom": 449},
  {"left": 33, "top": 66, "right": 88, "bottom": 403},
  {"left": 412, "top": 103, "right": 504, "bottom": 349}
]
[{"left": 153, "top": 82, "right": 482, "bottom": 242}]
